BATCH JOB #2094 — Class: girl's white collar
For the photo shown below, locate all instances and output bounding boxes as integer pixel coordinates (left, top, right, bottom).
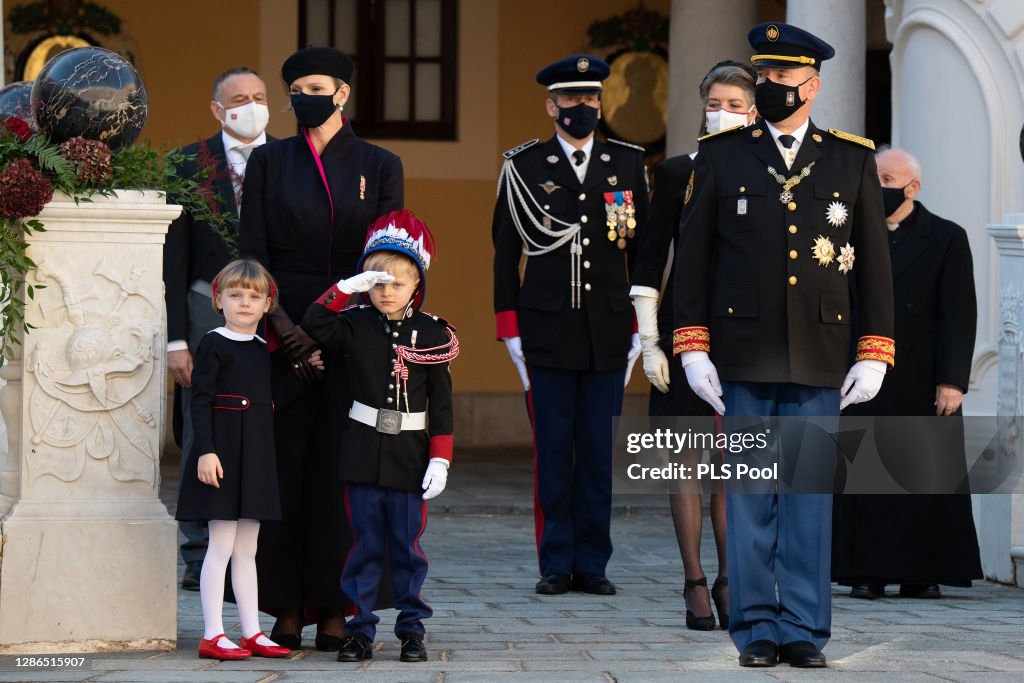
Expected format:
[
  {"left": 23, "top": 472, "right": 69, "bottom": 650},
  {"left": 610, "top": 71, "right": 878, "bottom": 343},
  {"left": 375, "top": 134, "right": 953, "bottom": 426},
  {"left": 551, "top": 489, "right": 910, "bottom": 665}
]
[{"left": 212, "top": 327, "right": 266, "bottom": 343}]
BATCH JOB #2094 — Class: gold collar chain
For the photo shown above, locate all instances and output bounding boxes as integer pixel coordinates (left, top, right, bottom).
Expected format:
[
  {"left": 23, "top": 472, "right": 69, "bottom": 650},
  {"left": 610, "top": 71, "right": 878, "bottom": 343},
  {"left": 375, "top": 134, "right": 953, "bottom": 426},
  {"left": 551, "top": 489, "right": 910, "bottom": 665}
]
[{"left": 767, "top": 161, "right": 815, "bottom": 204}]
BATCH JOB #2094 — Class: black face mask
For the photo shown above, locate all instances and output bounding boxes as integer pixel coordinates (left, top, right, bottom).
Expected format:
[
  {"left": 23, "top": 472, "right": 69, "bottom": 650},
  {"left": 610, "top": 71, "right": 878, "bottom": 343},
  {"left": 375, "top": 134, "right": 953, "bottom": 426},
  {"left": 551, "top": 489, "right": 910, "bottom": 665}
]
[
  {"left": 290, "top": 90, "right": 340, "bottom": 128},
  {"left": 754, "top": 76, "right": 812, "bottom": 123},
  {"left": 881, "top": 183, "right": 912, "bottom": 218},
  {"left": 556, "top": 102, "right": 600, "bottom": 140}
]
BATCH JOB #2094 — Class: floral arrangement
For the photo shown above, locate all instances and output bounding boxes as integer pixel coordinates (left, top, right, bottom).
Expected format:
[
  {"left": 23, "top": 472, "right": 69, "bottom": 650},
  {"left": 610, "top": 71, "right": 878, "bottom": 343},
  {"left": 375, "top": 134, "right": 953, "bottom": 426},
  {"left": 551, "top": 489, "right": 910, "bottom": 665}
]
[{"left": 0, "top": 116, "right": 236, "bottom": 358}]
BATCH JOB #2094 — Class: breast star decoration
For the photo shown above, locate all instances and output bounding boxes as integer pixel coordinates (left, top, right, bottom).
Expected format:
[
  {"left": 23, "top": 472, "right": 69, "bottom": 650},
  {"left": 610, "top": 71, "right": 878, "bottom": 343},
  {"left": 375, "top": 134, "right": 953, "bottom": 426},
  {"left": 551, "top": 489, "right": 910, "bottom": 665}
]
[
  {"left": 825, "top": 200, "right": 848, "bottom": 228},
  {"left": 812, "top": 235, "right": 836, "bottom": 267},
  {"left": 837, "top": 243, "right": 856, "bottom": 274}
]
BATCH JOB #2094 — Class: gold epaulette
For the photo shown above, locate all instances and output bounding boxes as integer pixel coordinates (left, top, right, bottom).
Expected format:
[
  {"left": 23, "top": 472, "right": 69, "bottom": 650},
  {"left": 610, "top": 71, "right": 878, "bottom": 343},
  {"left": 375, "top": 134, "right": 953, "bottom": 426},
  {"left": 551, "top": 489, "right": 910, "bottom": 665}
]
[
  {"left": 503, "top": 139, "right": 540, "bottom": 159},
  {"left": 828, "top": 128, "right": 875, "bottom": 150},
  {"left": 697, "top": 124, "right": 744, "bottom": 143}
]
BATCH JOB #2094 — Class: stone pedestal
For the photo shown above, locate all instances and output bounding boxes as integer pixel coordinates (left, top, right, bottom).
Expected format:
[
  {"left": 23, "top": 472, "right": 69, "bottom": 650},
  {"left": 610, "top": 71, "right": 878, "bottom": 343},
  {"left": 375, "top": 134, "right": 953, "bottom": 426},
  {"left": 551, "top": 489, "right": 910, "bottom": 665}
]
[
  {"left": 0, "top": 190, "right": 182, "bottom": 652},
  {"left": 984, "top": 218, "right": 1024, "bottom": 587}
]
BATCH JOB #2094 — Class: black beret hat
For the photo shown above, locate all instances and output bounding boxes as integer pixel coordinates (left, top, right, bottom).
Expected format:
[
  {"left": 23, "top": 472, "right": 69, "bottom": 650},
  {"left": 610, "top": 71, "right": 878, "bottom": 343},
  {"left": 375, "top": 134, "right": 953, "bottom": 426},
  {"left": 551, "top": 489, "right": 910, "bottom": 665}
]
[
  {"left": 748, "top": 22, "right": 835, "bottom": 70},
  {"left": 536, "top": 54, "right": 610, "bottom": 94},
  {"left": 282, "top": 47, "right": 354, "bottom": 85}
]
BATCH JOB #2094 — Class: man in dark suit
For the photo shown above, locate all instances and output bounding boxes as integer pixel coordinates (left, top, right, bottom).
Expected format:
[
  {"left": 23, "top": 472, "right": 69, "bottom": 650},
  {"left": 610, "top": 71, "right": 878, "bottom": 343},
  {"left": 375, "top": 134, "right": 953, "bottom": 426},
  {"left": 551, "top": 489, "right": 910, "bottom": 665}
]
[
  {"left": 673, "top": 23, "right": 894, "bottom": 668},
  {"left": 164, "top": 66, "right": 272, "bottom": 590},
  {"left": 492, "top": 54, "right": 646, "bottom": 597},
  {"left": 833, "top": 147, "right": 981, "bottom": 600}
]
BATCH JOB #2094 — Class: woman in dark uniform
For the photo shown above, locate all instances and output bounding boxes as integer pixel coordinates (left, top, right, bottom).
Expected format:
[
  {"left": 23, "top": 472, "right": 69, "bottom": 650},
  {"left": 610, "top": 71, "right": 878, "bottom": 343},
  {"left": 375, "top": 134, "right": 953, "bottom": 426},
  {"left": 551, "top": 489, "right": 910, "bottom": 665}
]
[
  {"left": 239, "top": 46, "right": 403, "bottom": 650},
  {"left": 629, "top": 61, "right": 756, "bottom": 631}
]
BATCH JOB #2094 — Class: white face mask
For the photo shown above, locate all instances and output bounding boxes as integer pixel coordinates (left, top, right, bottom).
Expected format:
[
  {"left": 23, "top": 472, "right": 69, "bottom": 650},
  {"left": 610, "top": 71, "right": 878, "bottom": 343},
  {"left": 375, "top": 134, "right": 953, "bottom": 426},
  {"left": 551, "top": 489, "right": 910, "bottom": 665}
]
[
  {"left": 705, "top": 107, "right": 751, "bottom": 134},
  {"left": 219, "top": 100, "right": 269, "bottom": 139}
]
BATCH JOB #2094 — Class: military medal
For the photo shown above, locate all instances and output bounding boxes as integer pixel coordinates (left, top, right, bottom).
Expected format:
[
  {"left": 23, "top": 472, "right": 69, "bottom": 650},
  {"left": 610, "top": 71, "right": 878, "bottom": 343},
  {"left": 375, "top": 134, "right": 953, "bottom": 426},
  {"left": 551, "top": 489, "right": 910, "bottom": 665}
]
[
  {"left": 359, "top": 175, "right": 366, "bottom": 200},
  {"left": 608, "top": 175, "right": 618, "bottom": 186},
  {"left": 540, "top": 180, "right": 562, "bottom": 195},
  {"left": 767, "top": 162, "right": 815, "bottom": 205},
  {"left": 812, "top": 235, "right": 836, "bottom": 267},
  {"left": 600, "top": 153, "right": 611, "bottom": 162},
  {"left": 837, "top": 243, "right": 855, "bottom": 274},
  {"left": 624, "top": 191, "right": 637, "bottom": 237},
  {"left": 825, "top": 200, "right": 848, "bottom": 228}
]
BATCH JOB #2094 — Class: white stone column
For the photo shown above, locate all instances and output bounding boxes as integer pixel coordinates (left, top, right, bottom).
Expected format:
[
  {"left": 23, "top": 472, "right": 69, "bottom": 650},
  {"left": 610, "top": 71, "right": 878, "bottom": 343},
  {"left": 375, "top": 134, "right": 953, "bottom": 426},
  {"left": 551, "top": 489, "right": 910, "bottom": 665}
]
[
  {"left": 982, "top": 218, "right": 1024, "bottom": 587},
  {"left": 666, "top": 0, "right": 759, "bottom": 157},
  {"left": 787, "top": 0, "right": 866, "bottom": 135},
  {"left": 0, "top": 191, "right": 182, "bottom": 652}
]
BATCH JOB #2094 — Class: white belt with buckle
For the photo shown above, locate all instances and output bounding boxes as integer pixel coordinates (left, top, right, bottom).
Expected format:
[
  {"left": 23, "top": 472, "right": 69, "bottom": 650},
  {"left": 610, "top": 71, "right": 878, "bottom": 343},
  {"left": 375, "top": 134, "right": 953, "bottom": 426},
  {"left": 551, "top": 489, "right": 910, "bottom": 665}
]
[{"left": 349, "top": 400, "right": 426, "bottom": 434}]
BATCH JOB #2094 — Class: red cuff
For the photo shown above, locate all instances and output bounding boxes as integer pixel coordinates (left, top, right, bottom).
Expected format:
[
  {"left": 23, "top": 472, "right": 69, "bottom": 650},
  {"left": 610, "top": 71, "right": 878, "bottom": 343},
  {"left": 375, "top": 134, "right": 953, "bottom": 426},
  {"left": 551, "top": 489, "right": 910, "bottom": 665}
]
[
  {"left": 855, "top": 335, "right": 895, "bottom": 367},
  {"left": 429, "top": 434, "right": 453, "bottom": 461},
  {"left": 672, "top": 326, "right": 711, "bottom": 355},
  {"left": 632, "top": 310, "right": 638, "bottom": 334},
  {"left": 316, "top": 284, "right": 349, "bottom": 312},
  {"left": 495, "top": 310, "right": 519, "bottom": 339}
]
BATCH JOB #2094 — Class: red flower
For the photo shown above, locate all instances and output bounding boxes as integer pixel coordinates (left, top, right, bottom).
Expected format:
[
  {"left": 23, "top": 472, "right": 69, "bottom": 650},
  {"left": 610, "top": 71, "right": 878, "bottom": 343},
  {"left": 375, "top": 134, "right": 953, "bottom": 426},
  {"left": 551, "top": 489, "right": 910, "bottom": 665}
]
[
  {"left": 0, "top": 158, "right": 54, "bottom": 218},
  {"left": 2, "top": 117, "right": 32, "bottom": 142}
]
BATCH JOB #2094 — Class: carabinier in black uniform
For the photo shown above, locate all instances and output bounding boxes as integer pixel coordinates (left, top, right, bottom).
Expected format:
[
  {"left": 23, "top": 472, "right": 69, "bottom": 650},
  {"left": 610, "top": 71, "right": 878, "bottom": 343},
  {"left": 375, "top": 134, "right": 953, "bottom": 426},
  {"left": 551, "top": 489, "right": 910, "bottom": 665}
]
[
  {"left": 492, "top": 55, "right": 648, "bottom": 596},
  {"left": 671, "top": 23, "right": 895, "bottom": 668}
]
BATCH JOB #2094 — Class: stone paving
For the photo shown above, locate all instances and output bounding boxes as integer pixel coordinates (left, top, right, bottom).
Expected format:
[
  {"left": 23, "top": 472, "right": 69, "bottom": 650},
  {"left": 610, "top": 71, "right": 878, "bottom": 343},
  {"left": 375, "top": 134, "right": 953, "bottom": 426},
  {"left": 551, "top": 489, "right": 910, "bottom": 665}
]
[{"left": 1, "top": 449, "right": 1022, "bottom": 682}]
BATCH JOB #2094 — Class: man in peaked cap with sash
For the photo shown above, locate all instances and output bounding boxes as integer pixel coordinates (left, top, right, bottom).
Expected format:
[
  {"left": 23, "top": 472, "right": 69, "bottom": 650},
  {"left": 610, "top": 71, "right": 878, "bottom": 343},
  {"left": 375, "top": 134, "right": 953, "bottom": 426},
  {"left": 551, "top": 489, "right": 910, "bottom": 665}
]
[
  {"left": 672, "top": 23, "right": 894, "bottom": 668},
  {"left": 492, "top": 54, "right": 648, "bottom": 597}
]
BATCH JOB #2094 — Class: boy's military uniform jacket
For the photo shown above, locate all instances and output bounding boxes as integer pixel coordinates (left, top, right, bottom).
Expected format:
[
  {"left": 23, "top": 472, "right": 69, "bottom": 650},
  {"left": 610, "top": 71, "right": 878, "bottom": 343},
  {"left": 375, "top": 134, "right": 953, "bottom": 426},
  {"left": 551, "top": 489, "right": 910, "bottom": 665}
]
[
  {"left": 492, "top": 136, "right": 649, "bottom": 371},
  {"left": 672, "top": 120, "right": 895, "bottom": 388},
  {"left": 303, "top": 300, "right": 454, "bottom": 493}
]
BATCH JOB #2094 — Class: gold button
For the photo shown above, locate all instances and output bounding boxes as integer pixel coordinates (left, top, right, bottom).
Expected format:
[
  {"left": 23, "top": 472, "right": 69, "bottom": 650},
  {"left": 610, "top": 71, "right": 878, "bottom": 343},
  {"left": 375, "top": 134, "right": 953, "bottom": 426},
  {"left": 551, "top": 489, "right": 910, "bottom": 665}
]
[
  {"left": 582, "top": 237, "right": 590, "bottom": 246},
  {"left": 581, "top": 215, "right": 589, "bottom": 224},
  {"left": 837, "top": 314, "right": 843, "bottom": 321},
  {"left": 789, "top": 225, "right": 797, "bottom": 234},
  {"left": 583, "top": 261, "right": 591, "bottom": 269},
  {"left": 789, "top": 250, "right": 798, "bottom": 259},
  {"left": 727, "top": 307, "right": 734, "bottom": 315},
  {"left": 788, "top": 202, "right": 797, "bottom": 211},
  {"left": 833, "top": 192, "right": 840, "bottom": 198},
  {"left": 788, "top": 276, "right": 798, "bottom": 286},
  {"left": 739, "top": 186, "right": 746, "bottom": 193},
  {"left": 584, "top": 283, "right": 592, "bottom": 291},
  {"left": 579, "top": 193, "right": 586, "bottom": 201}
]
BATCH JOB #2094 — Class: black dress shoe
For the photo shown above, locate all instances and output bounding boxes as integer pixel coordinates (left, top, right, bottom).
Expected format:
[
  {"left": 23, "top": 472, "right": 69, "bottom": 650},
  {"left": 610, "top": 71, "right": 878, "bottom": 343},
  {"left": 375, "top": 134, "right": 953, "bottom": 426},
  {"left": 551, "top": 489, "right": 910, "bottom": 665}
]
[
  {"left": 399, "top": 633, "right": 427, "bottom": 662},
  {"left": 738, "top": 640, "right": 778, "bottom": 667},
  {"left": 572, "top": 573, "right": 616, "bottom": 595},
  {"left": 271, "top": 633, "right": 301, "bottom": 651},
  {"left": 315, "top": 633, "right": 343, "bottom": 651},
  {"left": 849, "top": 582, "right": 885, "bottom": 600},
  {"left": 779, "top": 640, "right": 827, "bottom": 668},
  {"left": 535, "top": 573, "right": 571, "bottom": 595},
  {"left": 336, "top": 633, "right": 373, "bottom": 662},
  {"left": 683, "top": 577, "right": 715, "bottom": 631},
  {"left": 181, "top": 562, "right": 202, "bottom": 592},
  {"left": 899, "top": 583, "right": 941, "bottom": 599}
]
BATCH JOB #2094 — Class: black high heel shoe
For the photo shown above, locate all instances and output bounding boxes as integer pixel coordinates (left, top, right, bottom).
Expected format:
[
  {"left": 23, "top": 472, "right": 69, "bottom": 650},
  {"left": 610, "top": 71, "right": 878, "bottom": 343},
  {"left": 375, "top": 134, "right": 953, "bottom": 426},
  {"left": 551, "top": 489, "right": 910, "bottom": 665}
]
[
  {"left": 683, "top": 577, "right": 716, "bottom": 631},
  {"left": 712, "top": 576, "right": 729, "bottom": 630}
]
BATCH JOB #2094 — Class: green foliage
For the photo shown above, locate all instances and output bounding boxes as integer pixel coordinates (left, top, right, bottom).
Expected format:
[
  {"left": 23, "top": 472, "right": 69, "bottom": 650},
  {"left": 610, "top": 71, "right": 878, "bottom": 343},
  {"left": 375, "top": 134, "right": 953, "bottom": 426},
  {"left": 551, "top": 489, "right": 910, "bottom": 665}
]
[{"left": 0, "top": 128, "right": 236, "bottom": 359}]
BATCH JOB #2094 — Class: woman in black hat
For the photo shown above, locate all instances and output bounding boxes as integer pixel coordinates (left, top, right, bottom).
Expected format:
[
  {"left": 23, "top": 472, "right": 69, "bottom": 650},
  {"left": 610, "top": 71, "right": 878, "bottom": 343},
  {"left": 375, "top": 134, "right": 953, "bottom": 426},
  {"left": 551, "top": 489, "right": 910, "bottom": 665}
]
[{"left": 239, "top": 46, "right": 404, "bottom": 651}]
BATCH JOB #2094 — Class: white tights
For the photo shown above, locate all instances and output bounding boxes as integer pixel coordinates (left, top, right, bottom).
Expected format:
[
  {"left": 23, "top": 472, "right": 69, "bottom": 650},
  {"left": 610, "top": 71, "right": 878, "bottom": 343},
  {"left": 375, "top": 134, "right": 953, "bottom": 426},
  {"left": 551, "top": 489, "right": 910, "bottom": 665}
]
[{"left": 201, "top": 519, "right": 274, "bottom": 647}]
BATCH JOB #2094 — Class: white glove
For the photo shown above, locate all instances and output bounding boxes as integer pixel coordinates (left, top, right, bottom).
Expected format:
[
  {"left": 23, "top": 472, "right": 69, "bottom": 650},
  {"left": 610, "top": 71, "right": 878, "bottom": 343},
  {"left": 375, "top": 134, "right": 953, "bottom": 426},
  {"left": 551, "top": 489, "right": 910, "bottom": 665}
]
[
  {"left": 337, "top": 270, "right": 394, "bottom": 294},
  {"left": 632, "top": 294, "right": 670, "bottom": 393},
  {"left": 681, "top": 351, "right": 726, "bottom": 414},
  {"left": 503, "top": 336, "right": 530, "bottom": 391},
  {"left": 421, "top": 458, "right": 449, "bottom": 500},
  {"left": 624, "top": 333, "right": 642, "bottom": 388},
  {"left": 840, "top": 359, "right": 887, "bottom": 410}
]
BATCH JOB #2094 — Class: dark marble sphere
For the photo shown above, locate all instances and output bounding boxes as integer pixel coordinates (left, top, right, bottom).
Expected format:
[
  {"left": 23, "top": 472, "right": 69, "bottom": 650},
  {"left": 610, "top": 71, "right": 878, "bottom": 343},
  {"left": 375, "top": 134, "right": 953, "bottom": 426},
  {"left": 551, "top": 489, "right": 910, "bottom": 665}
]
[
  {"left": 31, "top": 47, "right": 147, "bottom": 150},
  {"left": 0, "top": 81, "right": 37, "bottom": 130}
]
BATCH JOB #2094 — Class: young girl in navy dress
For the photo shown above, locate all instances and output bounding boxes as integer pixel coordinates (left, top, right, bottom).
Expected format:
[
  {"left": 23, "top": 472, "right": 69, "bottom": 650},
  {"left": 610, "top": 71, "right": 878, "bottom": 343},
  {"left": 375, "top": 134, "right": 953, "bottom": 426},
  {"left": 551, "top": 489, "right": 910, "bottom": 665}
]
[
  {"left": 175, "top": 259, "right": 291, "bottom": 661},
  {"left": 302, "top": 209, "right": 459, "bottom": 663}
]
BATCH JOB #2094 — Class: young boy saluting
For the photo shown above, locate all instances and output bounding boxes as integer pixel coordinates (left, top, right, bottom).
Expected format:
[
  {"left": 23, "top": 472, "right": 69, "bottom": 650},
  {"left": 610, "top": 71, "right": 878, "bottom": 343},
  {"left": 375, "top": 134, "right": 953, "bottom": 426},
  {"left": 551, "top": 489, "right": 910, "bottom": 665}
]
[{"left": 302, "top": 209, "right": 458, "bottom": 663}]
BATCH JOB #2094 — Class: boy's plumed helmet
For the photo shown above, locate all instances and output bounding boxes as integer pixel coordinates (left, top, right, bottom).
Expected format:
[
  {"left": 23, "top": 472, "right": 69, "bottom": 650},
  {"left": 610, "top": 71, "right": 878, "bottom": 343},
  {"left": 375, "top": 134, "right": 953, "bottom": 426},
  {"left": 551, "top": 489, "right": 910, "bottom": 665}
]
[{"left": 357, "top": 209, "right": 436, "bottom": 308}]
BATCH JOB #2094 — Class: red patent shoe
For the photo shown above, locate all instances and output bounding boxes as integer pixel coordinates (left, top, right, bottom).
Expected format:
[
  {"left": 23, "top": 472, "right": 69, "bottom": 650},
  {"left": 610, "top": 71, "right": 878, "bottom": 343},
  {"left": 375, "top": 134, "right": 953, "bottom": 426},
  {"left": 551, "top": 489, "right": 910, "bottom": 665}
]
[
  {"left": 240, "top": 631, "right": 292, "bottom": 658},
  {"left": 198, "top": 634, "right": 252, "bottom": 660}
]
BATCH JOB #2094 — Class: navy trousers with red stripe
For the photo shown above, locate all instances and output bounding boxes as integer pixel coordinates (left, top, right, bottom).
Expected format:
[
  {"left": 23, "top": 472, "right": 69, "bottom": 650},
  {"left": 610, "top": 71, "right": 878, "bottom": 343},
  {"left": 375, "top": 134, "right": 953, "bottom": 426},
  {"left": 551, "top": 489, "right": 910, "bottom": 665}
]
[
  {"left": 527, "top": 365, "right": 624, "bottom": 577},
  {"left": 342, "top": 483, "right": 432, "bottom": 639}
]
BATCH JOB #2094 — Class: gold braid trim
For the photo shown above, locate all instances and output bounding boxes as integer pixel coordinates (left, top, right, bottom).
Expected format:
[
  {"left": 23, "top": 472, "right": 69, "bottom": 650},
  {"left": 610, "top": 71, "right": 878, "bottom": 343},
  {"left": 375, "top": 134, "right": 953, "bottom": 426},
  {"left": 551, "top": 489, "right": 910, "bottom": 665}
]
[
  {"left": 673, "top": 326, "right": 711, "bottom": 355},
  {"left": 855, "top": 335, "right": 895, "bottom": 366}
]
